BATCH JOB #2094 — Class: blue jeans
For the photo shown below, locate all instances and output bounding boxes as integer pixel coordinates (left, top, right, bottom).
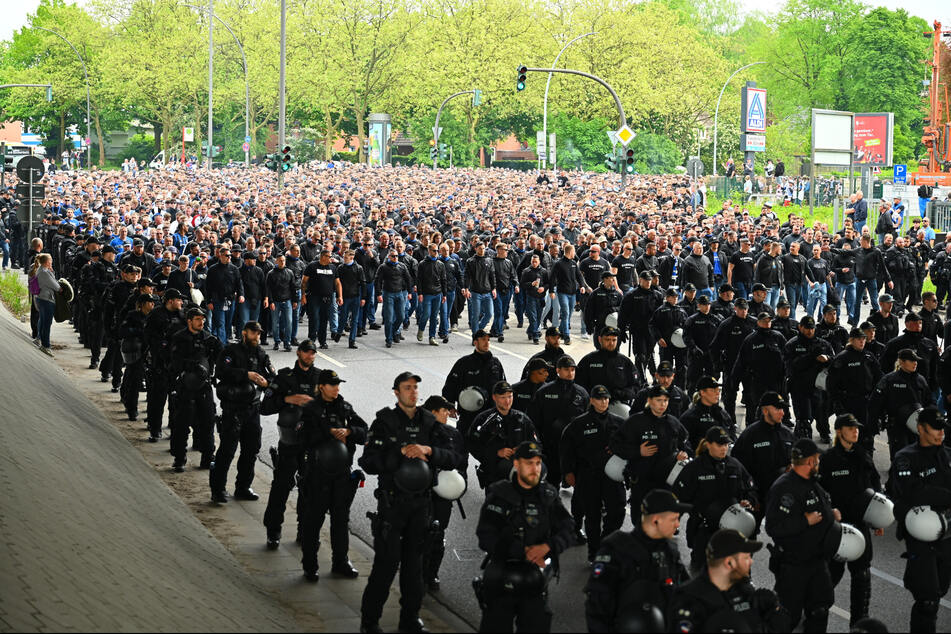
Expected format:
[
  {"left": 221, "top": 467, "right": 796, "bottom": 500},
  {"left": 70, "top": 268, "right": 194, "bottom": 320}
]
[
  {"left": 854, "top": 220, "right": 866, "bottom": 235},
  {"left": 806, "top": 283, "right": 827, "bottom": 319},
  {"left": 338, "top": 297, "right": 361, "bottom": 343},
  {"left": 468, "top": 292, "right": 493, "bottom": 333},
  {"left": 543, "top": 293, "right": 560, "bottom": 328},
  {"left": 417, "top": 293, "right": 442, "bottom": 339},
  {"left": 513, "top": 289, "right": 525, "bottom": 326},
  {"left": 491, "top": 288, "right": 513, "bottom": 335},
  {"left": 329, "top": 300, "right": 339, "bottom": 334},
  {"left": 733, "top": 282, "right": 750, "bottom": 300},
  {"left": 1, "top": 241, "right": 9, "bottom": 268},
  {"left": 439, "top": 290, "right": 455, "bottom": 338},
  {"left": 765, "top": 286, "right": 781, "bottom": 310},
  {"left": 36, "top": 298, "right": 54, "bottom": 348},
  {"left": 234, "top": 301, "right": 261, "bottom": 335},
  {"left": 785, "top": 284, "right": 803, "bottom": 319},
  {"left": 404, "top": 292, "right": 418, "bottom": 327},
  {"left": 835, "top": 281, "right": 857, "bottom": 324},
  {"left": 306, "top": 297, "right": 332, "bottom": 344},
  {"left": 271, "top": 300, "right": 292, "bottom": 344},
  {"left": 525, "top": 295, "right": 543, "bottom": 339},
  {"left": 382, "top": 291, "right": 406, "bottom": 343},
  {"left": 361, "top": 281, "right": 377, "bottom": 327},
  {"left": 853, "top": 279, "right": 879, "bottom": 324},
  {"left": 211, "top": 300, "right": 235, "bottom": 345},
  {"left": 557, "top": 292, "right": 576, "bottom": 339}
]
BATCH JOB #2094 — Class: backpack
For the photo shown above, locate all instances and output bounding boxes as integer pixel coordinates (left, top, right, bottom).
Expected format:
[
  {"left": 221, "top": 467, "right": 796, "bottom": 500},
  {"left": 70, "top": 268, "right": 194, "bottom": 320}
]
[{"left": 28, "top": 274, "right": 40, "bottom": 296}]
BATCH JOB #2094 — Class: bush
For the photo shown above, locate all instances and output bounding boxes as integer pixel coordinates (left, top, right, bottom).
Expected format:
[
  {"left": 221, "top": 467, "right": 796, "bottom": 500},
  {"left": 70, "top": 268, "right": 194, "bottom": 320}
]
[
  {"left": 0, "top": 271, "right": 28, "bottom": 320},
  {"left": 120, "top": 134, "right": 156, "bottom": 165},
  {"left": 490, "top": 160, "right": 537, "bottom": 172},
  {"left": 332, "top": 150, "right": 359, "bottom": 163},
  {"left": 392, "top": 155, "right": 416, "bottom": 166}
]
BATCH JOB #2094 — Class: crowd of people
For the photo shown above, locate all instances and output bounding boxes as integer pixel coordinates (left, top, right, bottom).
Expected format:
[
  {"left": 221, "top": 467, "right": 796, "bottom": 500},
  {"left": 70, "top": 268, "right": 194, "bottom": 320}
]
[{"left": 2, "top": 159, "right": 951, "bottom": 633}]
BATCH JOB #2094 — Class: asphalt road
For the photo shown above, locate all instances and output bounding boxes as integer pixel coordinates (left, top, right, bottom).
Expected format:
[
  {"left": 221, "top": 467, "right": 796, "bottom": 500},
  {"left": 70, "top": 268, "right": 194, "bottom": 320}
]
[{"left": 249, "top": 306, "right": 951, "bottom": 633}]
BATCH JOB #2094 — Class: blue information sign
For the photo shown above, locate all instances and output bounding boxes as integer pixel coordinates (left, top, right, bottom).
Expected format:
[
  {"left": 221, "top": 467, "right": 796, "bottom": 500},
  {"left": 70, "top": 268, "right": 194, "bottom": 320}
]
[{"left": 894, "top": 164, "right": 907, "bottom": 184}]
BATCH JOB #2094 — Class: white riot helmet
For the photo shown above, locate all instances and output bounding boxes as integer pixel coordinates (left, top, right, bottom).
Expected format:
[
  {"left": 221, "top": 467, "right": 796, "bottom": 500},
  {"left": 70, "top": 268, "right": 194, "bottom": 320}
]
[
  {"left": 458, "top": 386, "right": 486, "bottom": 412},
  {"left": 608, "top": 402, "right": 631, "bottom": 419},
  {"left": 905, "top": 506, "right": 951, "bottom": 542},
  {"left": 605, "top": 312, "right": 619, "bottom": 329},
  {"left": 824, "top": 521, "right": 867, "bottom": 562},
  {"left": 666, "top": 458, "right": 691, "bottom": 487},
  {"left": 898, "top": 403, "right": 923, "bottom": 435},
  {"left": 860, "top": 489, "right": 895, "bottom": 530},
  {"left": 815, "top": 369, "right": 828, "bottom": 392},
  {"left": 604, "top": 455, "right": 628, "bottom": 483},
  {"left": 670, "top": 328, "right": 686, "bottom": 349},
  {"left": 433, "top": 470, "right": 467, "bottom": 500},
  {"left": 719, "top": 503, "right": 756, "bottom": 537}
]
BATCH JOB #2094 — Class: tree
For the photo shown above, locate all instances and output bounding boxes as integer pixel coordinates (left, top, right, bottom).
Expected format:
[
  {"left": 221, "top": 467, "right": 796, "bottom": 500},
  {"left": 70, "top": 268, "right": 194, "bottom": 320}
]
[{"left": 629, "top": 132, "right": 681, "bottom": 174}]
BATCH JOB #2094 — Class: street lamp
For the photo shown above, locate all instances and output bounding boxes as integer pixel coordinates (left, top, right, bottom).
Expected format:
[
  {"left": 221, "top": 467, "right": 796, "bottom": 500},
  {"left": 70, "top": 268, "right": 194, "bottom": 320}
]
[
  {"left": 184, "top": 4, "right": 251, "bottom": 167},
  {"left": 33, "top": 27, "right": 90, "bottom": 170},
  {"left": 712, "top": 61, "right": 765, "bottom": 176},
  {"left": 542, "top": 31, "right": 596, "bottom": 170}
]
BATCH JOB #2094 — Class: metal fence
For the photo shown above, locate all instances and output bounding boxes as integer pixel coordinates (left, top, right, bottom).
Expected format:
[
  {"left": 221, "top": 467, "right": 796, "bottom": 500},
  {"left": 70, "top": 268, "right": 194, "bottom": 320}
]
[{"left": 929, "top": 201, "right": 951, "bottom": 233}]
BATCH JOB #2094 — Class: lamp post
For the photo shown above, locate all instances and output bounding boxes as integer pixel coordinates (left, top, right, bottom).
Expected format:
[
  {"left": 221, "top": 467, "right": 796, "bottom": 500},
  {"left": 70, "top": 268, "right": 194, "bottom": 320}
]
[
  {"left": 278, "top": 0, "right": 286, "bottom": 189},
  {"left": 713, "top": 61, "right": 765, "bottom": 176},
  {"left": 542, "top": 31, "right": 595, "bottom": 170},
  {"left": 33, "top": 27, "right": 90, "bottom": 170},
  {"left": 184, "top": 4, "right": 250, "bottom": 167}
]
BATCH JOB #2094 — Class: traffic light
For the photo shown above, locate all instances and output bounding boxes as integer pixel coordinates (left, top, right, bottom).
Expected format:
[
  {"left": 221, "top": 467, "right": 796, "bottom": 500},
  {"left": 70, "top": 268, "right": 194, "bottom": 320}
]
[
  {"left": 604, "top": 149, "right": 617, "bottom": 171},
  {"left": 264, "top": 153, "right": 279, "bottom": 171},
  {"left": 473, "top": 89, "right": 482, "bottom": 106},
  {"left": 2, "top": 155, "right": 12, "bottom": 174},
  {"left": 516, "top": 65, "right": 527, "bottom": 91},
  {"left": 281, "top": 145, "right": 293, "bottom": 172},
  {"left": 624, "top": 148, "right": 635, "bottom": 173},
  {"left": 438, "top": 143, "right": 448, "bottom": 160}
]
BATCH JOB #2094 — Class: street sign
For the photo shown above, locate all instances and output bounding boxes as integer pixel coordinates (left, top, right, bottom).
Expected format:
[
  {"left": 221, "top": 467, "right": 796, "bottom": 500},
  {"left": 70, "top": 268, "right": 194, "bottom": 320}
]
[
  {"left": 536, "top": 130, "right": 546, "bottom": 156},
  {"left": 15, "top": 183, "right": 45, "bottom": 199},
  {"left": 432, "top": 126, "right": 443, "bottom": 139},
  {"left": 686, "top": 158, "right": 704, "bottom": 178},
  {"left": 244, "top": 135, "right": 251, "bottom": 143},
  {"left": 16, "top": 155, "right": 44, "bottom": 182},
  {"left": 548, "top": 133, "right": 556, "bottom": 165},
  {"left": 741, "top": 133, "right": 766, "bottom": 152},
  {"left": 183, "top": 127, "right": 194, "bottom": 142},
  {"left": 892, "top": 184, "right": 906, "bottom": 196},
  {"left": 242, "top": 142, "right": 250, "bottom": 152},
  {"left": 607, "top": 130, "right": 619, "bottom": 146},
  {"left": 894, "top": 164, "right": 907, "bottom": 184},
  {"left": 616, "top": 125, "right": 635, "bottom": 146},
  {"left": 472, "top": 89, "right": 482, "bottom": 107}
]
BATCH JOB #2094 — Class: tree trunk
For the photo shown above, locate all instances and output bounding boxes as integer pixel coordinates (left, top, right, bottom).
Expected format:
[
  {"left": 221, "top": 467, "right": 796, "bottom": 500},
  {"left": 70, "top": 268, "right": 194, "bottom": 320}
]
[
  {"left": 59, "top": 111, "right": 66, "bottom": 165},
  {"left": 92, "top": 105, "right": 106, "bottom": 167},
  {"left": 324, "top": 106, "right": 335, "bottom": 160},
  {"left": 354, "top": 96, "right": 365, "bottom": 163},
  {"left": 153, "top": 121, "right": 162, "bottom": 157}
]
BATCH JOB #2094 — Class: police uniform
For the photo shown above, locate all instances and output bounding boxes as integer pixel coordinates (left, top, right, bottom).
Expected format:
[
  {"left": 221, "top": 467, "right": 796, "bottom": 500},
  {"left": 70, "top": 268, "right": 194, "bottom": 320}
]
[
  {"left": 731, "top": 321, "right": 787, "bottom": 425},
  {"left": 649, "top": 293, "right": 688, "bottom": 386},
  {"left": 765, "top": 439, "right": 837, "bottom": 633},
  {"left": 618, "top": 276, "right": 663, "bottom": 377},
  {"left": 575, "top": 327, "right": 642, "bottom": 404},
  {"left": 679, "top": 377, "right": 735, "bottom": 446},
  {"left": 297, "top": 370, "right": 368, "bottom": 579},
  {"left": 512, "top": 367, "right": 547, "bottom": 415},
  {"left": 784, "top": 318, "right": 834, "bottom": 440},
  {"left": 475, "top": 441, "right": 574, "bottom": 633},
  {"left": 101, "top": 274, "right": 138, "bottom": 388},
  {"left": 442, "top": 333, "right": 506, "bottom": 437},
  {"left": 868, "top": 351, "right": 936, "bottom": 460},
  {"left": 630, "top": 367, "right": 688, "bottom": 420},
  {"left": 826, "top": 334, "right": 883, "bottom": 451},
  {"left": 584, "top": 273, "right": 622, "bottom": 348},
  {"left": 117, "top": 295, "right": 153, "bottom": 421},
  {"left": 889, "top": 408, "right": 951, "bottom": 633},
  {"left": 261, "top": 343, "right": 320, "bottom": 547},
  {"left": 469, "top": 384, "right": 539, "bottom": 487},
  {"left": 358, "top": 372, "right": 460, "bottom": 633},
  {"left": 520, "top": 336, "right": 564, "bottom": 383},
  {"left": 526, "top": 359, "right": 589, "bottom": 488},
  {"left": 584, "top": 489, "right": 690, "bottom": 632},
  {"left": 681, "top": 298, "right": 721, "bottom": 393},
  {"left": 143, "top": 290, "right": 186, "bottom": 440},
  {"left": 709, "top": 304, "right": 756, "bottom": 423}
]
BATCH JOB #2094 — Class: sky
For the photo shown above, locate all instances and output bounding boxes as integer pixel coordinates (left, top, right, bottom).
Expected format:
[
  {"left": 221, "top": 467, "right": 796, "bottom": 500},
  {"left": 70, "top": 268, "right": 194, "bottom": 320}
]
[{"left": 0, "top": 0, "right": 948, "bottom": 43}]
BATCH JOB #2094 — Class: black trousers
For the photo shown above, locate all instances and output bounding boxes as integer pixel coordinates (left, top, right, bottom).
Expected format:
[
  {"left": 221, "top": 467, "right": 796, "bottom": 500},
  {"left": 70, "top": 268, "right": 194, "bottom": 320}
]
[
  {"left": 100, "top": 337, "right": 123, "bottom": 387},
  {"left": 424, "top": 496, "right": 453, "bottom": 583},
  {"left": 299, "top": 471, "right": 357, "bottom": 572},
  {"left": 87, "top": 316, "right": 103, "bottom": 363},
  {"left": 578, "top": 472, "right": 625, "bottom": 559},
  {"left": 170, "top": 386, "right": 216, "bottom": 463},
  {"left": 210, "top": 407, "right": 261, "bottom": 492},
  {"left": 686, "top": 351, "right": 717, "bottom": 395},
  {"left": 120, "top": 360, "right": 145, "bottom": 416},
  {"left": 791, "top": 387, "right": 828, "bottom": 437},
  {"left": 658, "top": 345, "right": 687, "bottom": 388},
  {"left": 263, "top": 442, "right": 303, "bottom": 531},
  {"left": 479, "top": 591, "right": 552, "bottom": 633},
  {"left": 905, "top": 537, "right": 951, "bottom": 633},
  {"left": 361, "top": 494, "right": 430, "bottom": 624},
  {"left": 145, "top": 370, "right": 171, "bottom": 438},
  {"left": 774, "top": 559, "right": 834, "bottom": 633},
  {"left": 829, "top": 523, "right": 872, "bottom": 626}
]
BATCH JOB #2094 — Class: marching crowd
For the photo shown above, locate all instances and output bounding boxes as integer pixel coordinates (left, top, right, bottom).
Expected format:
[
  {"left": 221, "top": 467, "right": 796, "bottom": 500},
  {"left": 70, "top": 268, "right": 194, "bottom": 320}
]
[{"left": 3, "top": 160, "right": 951, "bottom": 633}]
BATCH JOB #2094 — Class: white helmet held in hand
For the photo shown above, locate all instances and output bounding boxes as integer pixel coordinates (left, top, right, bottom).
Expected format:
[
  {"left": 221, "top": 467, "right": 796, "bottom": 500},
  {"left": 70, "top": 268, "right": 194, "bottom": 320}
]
[
  {"left": 433, "top": 469, "right": 467, "bottom": 500},
  {"left": 458, "top": 386, "right": 486, "bottom": 412},
  {"left": 604, "top": 455, "right": 628, "bottom": 483}
]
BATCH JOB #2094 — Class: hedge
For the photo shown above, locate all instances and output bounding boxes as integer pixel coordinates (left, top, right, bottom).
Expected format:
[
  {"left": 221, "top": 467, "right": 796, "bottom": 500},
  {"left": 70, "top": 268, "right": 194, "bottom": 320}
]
[
  {"left": 490, "top": 159, "right": 537, "bottom": 172},
  {"left": 392, "top": 155, "right": 416, "bottom": 166},
  {"left": 332, "top": 150, "right": 359, "bottom": 162}
]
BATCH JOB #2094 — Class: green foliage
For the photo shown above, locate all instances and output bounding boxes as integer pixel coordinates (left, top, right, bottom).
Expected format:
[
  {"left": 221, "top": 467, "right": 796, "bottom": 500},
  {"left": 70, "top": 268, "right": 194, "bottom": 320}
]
[
  {"left": 332, "top": 151, "right": 359, "bottom": 163},
  {"left": 542, "top": 114, "right": 612, "bottom": 172},
  {"left": 628, "top": 132, "right": 682, "bottom": 174},
  {"left": 120, "top": 133, "right": 155, "bottom": 165},
  {"left": 392, "top": 154, "right": 415, "bottom": 166},
  {"left": 0, "top": 271, "right": 28, "bottom": 320}
]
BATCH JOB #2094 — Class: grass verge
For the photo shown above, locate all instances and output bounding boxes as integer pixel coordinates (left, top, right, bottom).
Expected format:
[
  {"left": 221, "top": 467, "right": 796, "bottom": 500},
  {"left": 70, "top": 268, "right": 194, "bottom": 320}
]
[{"left": 0, "top": 271, "right": 29, "bottom": 320}]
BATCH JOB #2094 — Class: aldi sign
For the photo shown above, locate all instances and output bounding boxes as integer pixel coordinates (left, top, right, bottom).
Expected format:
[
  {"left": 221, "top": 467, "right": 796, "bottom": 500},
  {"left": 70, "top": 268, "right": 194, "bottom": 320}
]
[{"left": 742, "top": 87, "right": 767, "bottom": 133}]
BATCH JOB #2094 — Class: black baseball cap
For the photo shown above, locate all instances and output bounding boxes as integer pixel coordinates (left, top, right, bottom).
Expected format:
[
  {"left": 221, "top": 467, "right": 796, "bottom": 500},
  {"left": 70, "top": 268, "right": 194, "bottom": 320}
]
[
  {"left": 759, "top": 391, "right": 789, "bottom": 409},
  {"left": 777, "top": 298, "right": 790, "bottom": 308},
  {"left": 318, "top": 369, "right": 344, "bottom": 385},
  {"left": 525, "top": 358, "right": 552, "bottom": 373},
  {"left": 697, "top": 376, "right": 720, "bottom": 390},
  {"left": 706, "top": 529, "right": 763, "bottom": 559},
  {"left": 544, "top": 326, "right": 561, "bottom": 338},
  {"left": 898, "top": 348, "right": 922, "bottom": 362},
  {"left": 163, "top": 288, "right": 184, "bottom": 301},
  {"left": 638, "top": 270, "right": 652, "bottom": 280},
  {"left": 656, "top": 361, "right": 674, "bottom": 376},
  {"left": 242, "top": 321, "right": 263, "bottom": 332},
  {"left": 492, "top": 380, "right": 513, "bottom": 394},
  {"left": 513, "top": 440, "right": 544, "bottom": 460},
  {"left": 684, "top": 283, "right": 697, "bottom": 292},
  {"left": 792, "top": 438, "right": 823, "bottom": 460},
  {"left": 600, "top": 326, "right": 620, "bottom": 337},
  {"left": 905, "top": 311, "right": 922, "bottom": 322},
  {"left": 800, "top": 316, "right": 816, "bottom": 328},
  {"left": 752, "top": 283, "right": 767, "bottom": 292},
  {"left": 849, "top": 328, "right": 866, "bottom": 339},
  {"left": 641, "top": 489, "right": 692, "bottom": 515},
  {"left": 734, "top": 298, "right": 749, "bottom": 309},
  {"left": 423, "top": 395, "right": 453, "bottom": 411},
  {"left": 918, "top": 406, "right": 947, "bottom": 430},
  {"left": 601, "top": 270, "right": 615, "bottom": 279},
  {"left": 646, "top": 385, "right": 669, "bottom": 399},
  {"left": 135, "top": 293, "right": 156, "bottom": 306},
  {"left": 556, "top": 355, "right": 576, "bottom": 369},
  {"left": 757, "top": 312, "right": 772, "bottom": 322},
  {"left": 696, "top": 295, "right": 711, "bottom": 305},
  {"left": 822, "top": 304, "right": 836, "bottom": 314},
  {"left": 137, "top": 279, "right": 155, "bottom": 288},
  {"left": 665, "top": 288, "right": 678, "bottom": 298},
  {"left": 392, "top": 371, "right": 422, "bottom": 389},
  {"left": 298, "top": 339, "right": 317, "bottom": 352},
  {"left": 704, "top": 426, "right": 732, "bottom": 445},
  {"left": 590, "top": 385, "right": 611, "bottom": 399},
  {"left": 186, "top": 307, "right": 205, "bottom": 319},
  {"left": 472, "top": 329, "right": 490, "bottom": 341},
  {"left": 834, "top": 414, "right": 863, "bottom": 429}
]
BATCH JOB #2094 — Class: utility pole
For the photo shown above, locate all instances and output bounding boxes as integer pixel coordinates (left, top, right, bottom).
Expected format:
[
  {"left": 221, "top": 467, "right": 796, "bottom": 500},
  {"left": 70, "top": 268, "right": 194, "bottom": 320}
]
[
  {"left": 206, "top": 0, "right": 214, "bottom": 170},
  {"left": 542, "top": 32, "right": 595, "bottom": 170},
  {"left": 278, "top": 0, "right": 286, "bottom": 188},
  {"left": 432, "top": 90, "right": 478, "bottom": 169}
]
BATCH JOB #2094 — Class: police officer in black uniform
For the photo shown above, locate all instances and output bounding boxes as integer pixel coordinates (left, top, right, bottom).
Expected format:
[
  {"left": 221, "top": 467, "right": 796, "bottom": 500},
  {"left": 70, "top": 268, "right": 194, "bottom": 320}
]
[
  {"left": 359, "top": 372, "right": 460, "bottom": 634},
  {"left": 80, "top": 245, "right": 118, "bottom": 370},
  {"left": 818, "top": 414, "right": 882, "bottom": 628},
  {"left": 710, "top": 298, "right": 755, "bottom": 424},
  {"left": 575, "top": 326, "right": 642, "bottom": 405},
  {"left": 144, "top": 288, "right": 186, "bottom": 442},
  {"left": 584, "top": 489, "right": 690, "bottom": 632},
  {"left": 765, "top": 438, "right": 840, "bottom": 633},
  {"left": 210, "top": 321, "right": 275, "bottom": 503},
  {"left": 890, "top": 406, "right": 951, "bottom": 633},
  {"left": 475, "top": 440, "right": 574, "bottom": 633},
  {"left": 117, "top": 293, "right": 155, "bottom": 421},
  {"left": 169, "top": 308, "right": 223, "bottom": 472},
  {"left": 682, "top": 295, "right": 720, "bottom": 394},
  {"left": 442, "top": 329, "right": 506, "bottom": 437},
  {"left": 513, "top": 358, "right": 550, "bottom": 414},
  {"left": 817, "top": 304, "right": 850, "bottom": 354},
  {"left": 785, "top": 315, "right": 834, "bottom": 441},
  {"left": 101, "top": 264, "right": 140, "bottom": 389},
  {"left": 826, "top": 328, "right": 884, "bottom": 452},
  {"left": 469, "top": 381, "right": 539, "bottom": 488},
  {"left": 297, "top": 369, "right": 367, "bottom": 581},
  {"left": 673, "top": 426, "right": 757, "bottom": 571},
  {"left": 772, "top": 297, "right": 799, "bottom": 340},
  {"left": 261, "top": 340, "right": 320, "bottom": 549},
  {"left": 649, "top": 288, "right": 688, "bottom": 385},
  {"left": 868, "top": 293, "right": 900, "bottom": 344},
  {"left": 731, "top": 312, "right": 787, "bottom": 426},
  {"left": 631, "top": 361, "right": 688, "bottom": 420},
  {"left": 584, "top": 270, "right": 622, "bottom": 350},
  {"left": 679, "top": 376, "right": 735, "bottom": 445},
  {"left": 521, "top": 327, "right": 564, "bottom": 382},
  {"left": 869, "top": 348, "right": 936, "bottom": 460},
  {"left": 880, "top": 311, "right": 940, "bottom": 392},
  {"left": 618, "top": 270, "right": 662, "bottom": 377}
]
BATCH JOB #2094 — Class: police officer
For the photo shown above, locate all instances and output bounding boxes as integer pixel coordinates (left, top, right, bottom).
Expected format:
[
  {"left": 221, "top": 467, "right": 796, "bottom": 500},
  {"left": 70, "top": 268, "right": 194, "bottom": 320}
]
[
  {"left": 674, "top": 426, "right": 757, "bottom": 571},
  {"left": 101, "top": 264, "right": 140, "bottom": 389},
  {"left": 826, "top": 328, "right": 884, "bottom": 452},
  {"left": 261, "top": 340, "right": 320, "bottom": 549},
  {"left": 868, "top": 348, "right": 935, "bottom": 460},
  {"left": 732, "top": 392, "right": 796, "bottom": 528},
  {"left": 297, "top": 369, "right": 368, "bottom": 581},
  {"left": 469, "top": 381, "right": 539, "bottom": 488},
  {"left": 731, "top": 312, "right": 787, "bottom": 425},
  {"left": 143, "top": 288, "right": 186, "bottom": 442},
  {"left": 816, "top": 304, "right": 850, "bottom": 354},
  {"left": 442, "top": 329, "right": 506, "bottom": 437},
  {"left": 359, "top": 372, "right": 460, "bottom": 633},
  {"left": 710, "top": 283, "right": 736, "bottom": 321},
  {"left": 513, "top": 358, "right": 550, "bottom": 414},
  {"left": 117, "top": 293, "right": 155, "bottom": 421},
  {"left": 575, "top": 326, "right": 642, "bottom": 405},
  {"left": 861, "top": 319, "right": 886, "bottom": 359},
  {"left": 890, "top": 407, "right": 951, "bottom": 633},
  {"left": 868, "top": 293, "right": 900, "bottom": 344},
  {"left": 618, "top": 270, "right": 662, "bottom": 377},
  {"left": 880, "top": 311, "right": 939, "bottom": 392},
  {"left": 584, "top": 270, "right": 623, "bottom": 350},
  {"left": 679, "top": 376, "right": 735, "bottom": 446},
  {"left": 682, "top": 295, "right": 720, "bottom": 394},
  {"left": 421, "top": 395, "right": 468, "bottom": 591},
  {"left": 710, "top": 298, "right": 755, "bottom": 424},
  {"left": 79, "top": 246, "right": 117, "bottom": 369},
  {"left": 667, "top": 529, "right": 789, "bottom": 632},
  {"left": 210, "top": 321, "right": 275, "bottom": 503},
  {"left": 521, "top": 327, "right": 564, "bottom": 382},
  {"left": 561, "top": 385, "right": 625, "bottom": 561},
  {"left": 584, "top": 489, "right": 690, "bottom": 632},
  {"left": 631, "top": 361, "right": 688, "bottom": 420},
  {"left": 772, "top": 297, "right": 799, "bottom": 340},
  {"left": 785, "top": 315, "right": 834, "bottom": 441},
  {"left": 765, "top": 438, "right": 840, "bottom": 633},
  {"left": 610, "top": 385, "right": 691, "bottom": 514},
  {"left": 818, "top": 414, "right": 882, "bottom": 627},
  {"left": 169, "top": 308, "right": 223, "bottom": 472},
  {"left": 475, "top": 440, "right": 575, "bottom": 633},
  {"left": 649, "top": 288, "right": 688, "bottom": 385}
]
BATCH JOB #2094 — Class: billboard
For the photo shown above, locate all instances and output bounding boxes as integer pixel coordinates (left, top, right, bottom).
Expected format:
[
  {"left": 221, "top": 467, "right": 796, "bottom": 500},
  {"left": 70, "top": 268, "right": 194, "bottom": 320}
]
[
  {"left": 852, "top": 113, "right": 894, "bottom": 166},
  {"left": 812, "top": 109, "right": 853, "bottom": 166},
  {"left": 742, "top": 87, "right": 767, "bottom": 133}
]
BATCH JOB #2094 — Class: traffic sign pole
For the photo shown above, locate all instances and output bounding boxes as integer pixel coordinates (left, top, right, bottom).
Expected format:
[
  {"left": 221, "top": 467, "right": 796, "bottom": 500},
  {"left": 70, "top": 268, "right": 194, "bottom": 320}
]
[{"left": 433, "top": 90, "right": 478, "bottom": 169}]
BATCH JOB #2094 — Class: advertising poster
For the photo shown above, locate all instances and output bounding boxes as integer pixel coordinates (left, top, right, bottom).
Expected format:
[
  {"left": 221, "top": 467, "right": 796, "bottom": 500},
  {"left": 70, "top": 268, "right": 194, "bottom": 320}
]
[{"left": 852, "top": 113, "right": 893, "bottom": 166}]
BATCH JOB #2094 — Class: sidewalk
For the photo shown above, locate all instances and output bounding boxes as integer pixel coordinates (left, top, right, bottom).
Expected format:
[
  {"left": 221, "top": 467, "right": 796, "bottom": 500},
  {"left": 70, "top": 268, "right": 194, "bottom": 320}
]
[{"left": 7, "top": 296, "right": 471, "bottom": 632}]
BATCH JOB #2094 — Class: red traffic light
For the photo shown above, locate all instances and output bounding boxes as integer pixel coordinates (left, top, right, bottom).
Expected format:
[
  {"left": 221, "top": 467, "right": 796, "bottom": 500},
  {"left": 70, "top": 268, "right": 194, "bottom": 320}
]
[{"left": 282, "top": 146, "right": 291, "bottom": 154}]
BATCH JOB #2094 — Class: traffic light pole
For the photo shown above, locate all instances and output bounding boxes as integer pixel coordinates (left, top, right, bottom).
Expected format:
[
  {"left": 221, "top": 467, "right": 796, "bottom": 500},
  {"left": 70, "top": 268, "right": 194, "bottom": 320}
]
[
  {"left": 433, "top": 90, "right": 476, "bottom": 169},
  {"left": 523, "top": 67, "right": 628, "bottom": 190},
  {"left": 277, "top": 0, "right": 286, "bottom": 188}
]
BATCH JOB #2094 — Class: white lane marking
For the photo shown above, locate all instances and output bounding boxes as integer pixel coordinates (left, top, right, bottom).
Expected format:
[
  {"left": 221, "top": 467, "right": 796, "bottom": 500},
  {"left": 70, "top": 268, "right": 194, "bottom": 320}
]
[
  {"left": 316, "top": 351, "right": 345, "bottom": 368},
  {"left": 871, "top": 567, "right": 951, "bottom": 610},
  {"left": 452, "top": 332, "right": 529, "bottom": 361},
  {"left": 830, "top": 606, "right": 850, "bottom": 620}
]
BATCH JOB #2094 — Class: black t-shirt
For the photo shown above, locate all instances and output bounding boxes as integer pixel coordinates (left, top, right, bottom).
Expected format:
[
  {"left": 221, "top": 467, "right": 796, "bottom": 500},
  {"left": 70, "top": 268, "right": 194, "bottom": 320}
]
[
  {"left": 729, "top": 250, "right": 755, "bottom": 283},
  {"left": 303, "top": 261, "right": 337, "bottom": 297}
]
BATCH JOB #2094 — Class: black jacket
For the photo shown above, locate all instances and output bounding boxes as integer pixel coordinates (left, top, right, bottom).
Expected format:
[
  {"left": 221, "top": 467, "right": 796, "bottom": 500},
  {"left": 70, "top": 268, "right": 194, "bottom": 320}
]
[
  {"left": 732, "top": 420, "right": 795, "bottom": 496},
  {"left": 417, "top": 257, "right": 448, "bottom": 296},
  {"left": 206, "top": 261, "right": 244, "bottom": 302},
  {"left": 464, "top": 254, "right": 496, "bottom": 293},
  {"left": 765, "top": 471, "right": 836, "bottom": 562}
]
